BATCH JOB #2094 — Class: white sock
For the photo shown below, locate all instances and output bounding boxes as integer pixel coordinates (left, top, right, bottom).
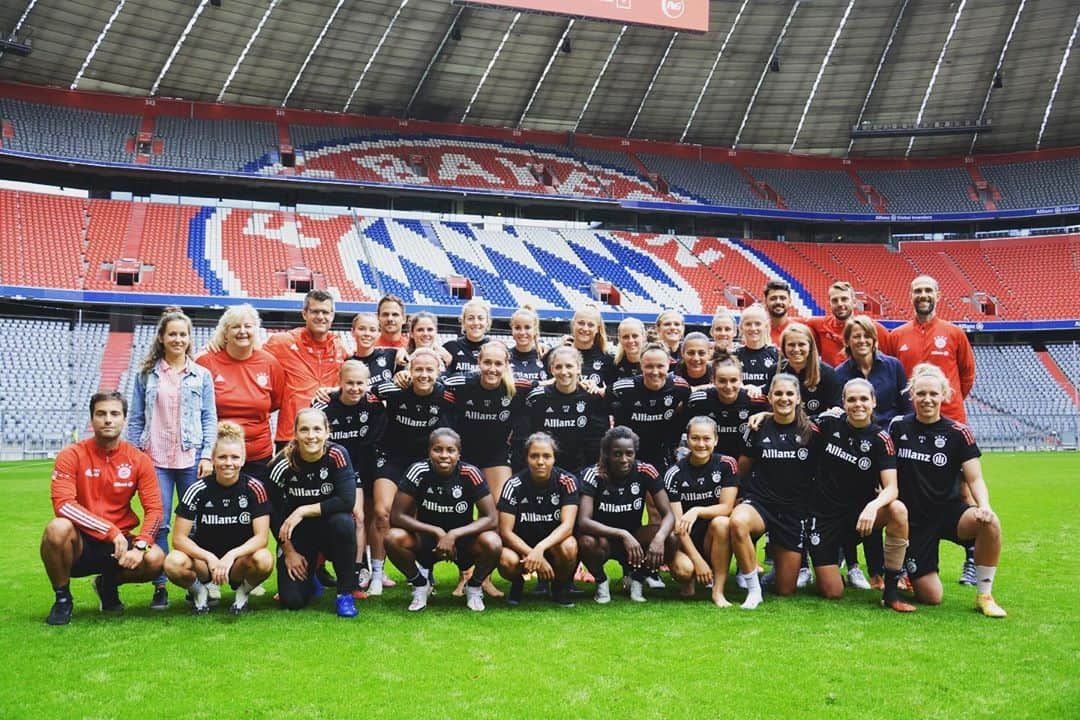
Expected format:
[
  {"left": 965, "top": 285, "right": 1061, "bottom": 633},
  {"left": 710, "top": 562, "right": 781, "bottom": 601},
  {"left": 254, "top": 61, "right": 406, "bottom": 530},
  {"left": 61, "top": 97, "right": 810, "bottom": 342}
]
[
  {"left": 739, "top": 571, "right": 763, "bottom": 609},
  {"left": 975, "top": 565, "right": 996, "bottom": 595},
  {"left": 234, "top": 580, "right": 254, "bottom": 608},
  {"left": 372, "top": 559, "right": 385, "bottom": 578},
  {"left": 190, "top": 579, "right": 208, "bottom": 607}
]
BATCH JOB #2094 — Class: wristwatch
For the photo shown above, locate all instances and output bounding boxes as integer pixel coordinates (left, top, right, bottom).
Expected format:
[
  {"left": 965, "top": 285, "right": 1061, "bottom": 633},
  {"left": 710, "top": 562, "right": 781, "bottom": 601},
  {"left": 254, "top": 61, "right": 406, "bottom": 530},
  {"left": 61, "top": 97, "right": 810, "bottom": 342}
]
[{"left": 133, "top": 539, "right": 150, "bottom": 553}]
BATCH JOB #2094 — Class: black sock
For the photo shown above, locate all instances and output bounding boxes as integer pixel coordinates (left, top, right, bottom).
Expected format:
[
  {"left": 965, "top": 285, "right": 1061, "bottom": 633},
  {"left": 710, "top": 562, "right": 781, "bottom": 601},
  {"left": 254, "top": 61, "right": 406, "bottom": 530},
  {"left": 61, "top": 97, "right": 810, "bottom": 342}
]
[
  {"left": 593, "top": 568, "right": 607, "bottom": 584},
  {"left": 54, "top": 583, "right": 71, "bottom": 601},
  {"left": 965, "top": 545, "right": 975, "bottom": 563},
  {"left": 883, "top": 569, "right": 901, "bottom": 604},
  {"left": 407, "top": 572, "right": 427, "bottom": 587},
  {"left": 631, "top": 568, "right": 649, "bottom": 582}
]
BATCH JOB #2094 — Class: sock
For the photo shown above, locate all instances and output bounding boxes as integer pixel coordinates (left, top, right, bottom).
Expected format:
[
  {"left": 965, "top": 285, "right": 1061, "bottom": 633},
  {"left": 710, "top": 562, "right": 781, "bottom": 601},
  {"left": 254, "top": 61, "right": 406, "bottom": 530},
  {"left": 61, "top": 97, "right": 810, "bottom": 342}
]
[
  {"left": 190, "top": 579, "right": 208, "bottom": 607},
  {"left": 234, "top": 580, "right": 254, "bottom": 608},
  {"left": 965, "top": 544, "right": 975, "bottom": 563},
  {"left": 54, "top": 583, "right": 72, "bottom": 601},
  {"left": 593, "top": 568, "right": 607, "bottom": 584},
  {"left": 883, "top": 569, "right": 901, "bottom": 604},
  {"left": 371, "top": 559, "right": 385, "bottom": 578},
  {"left": 408, "top": 564, "right": 428, "bottom": 587},
  {"left": 975, "top": 565, "right": 996, "bottom": 595},
  {"left": 739, "top": 571, "right": 762, "bottom": 609}
]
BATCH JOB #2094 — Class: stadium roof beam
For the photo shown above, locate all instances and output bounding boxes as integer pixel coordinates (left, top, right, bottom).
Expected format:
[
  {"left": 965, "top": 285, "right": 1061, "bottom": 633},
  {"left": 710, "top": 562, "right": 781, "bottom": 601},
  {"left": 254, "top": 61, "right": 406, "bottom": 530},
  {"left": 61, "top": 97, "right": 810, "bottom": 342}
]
[
  {"left": 847, "top": 0, "right": 909, "bottom": 155},
  {"left": 405, "top": 6, "right": 464, "bottom": 118},
  {"left": 680, "top": 0, "right": 749, "bottom": 143},
  {"left": 517, "top": 19, "right": 574, "bottom": 128},
  {"left": 0, "top": 0, "right": 38, "bottom": 64},
  {"left": 461, "top": 12, "right": 521, "bottom": 123},
  {"left": 626, "top": 31, "right": 678, "bottom": 137},
  {"left": 733, "top": 0, "right": 802, "bottom": 149},
  {"left": 1036, "top": 7, "right": 1080, "bottom": 150},
  {"left": 790, "top": 0, "right": 854, "bottom": 152},
  {"left": 906, "top": 0, "right": 968, "bottom": 157},
  {"left": 149, "top": 0, "right": 209, "bottom": 96},
  {"left": 572, "top": 24, "right": 627, "bottom": 134},
  {"left": 280, "top": 0, "right": 346, "bottom": 107},
  {"left": 969, "top": 0, "right": 1025, "bottom": 154},
  {"left": 217, "top": 0, "right": 279, "bottom": 103},
  {"left": 342, "top": 0, "right": 410, "bottom": 114},
  {"left": 71, "top": 0, "right": 127, "bottom": 90}
]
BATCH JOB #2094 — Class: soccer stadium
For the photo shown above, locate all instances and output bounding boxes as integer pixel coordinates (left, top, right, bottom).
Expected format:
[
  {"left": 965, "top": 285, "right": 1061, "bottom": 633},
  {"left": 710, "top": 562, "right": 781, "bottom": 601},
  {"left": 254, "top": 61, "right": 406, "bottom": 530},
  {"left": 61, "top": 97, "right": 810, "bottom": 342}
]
[{"left": 0, "top": 1, "right": 1077, "bottom": 717}]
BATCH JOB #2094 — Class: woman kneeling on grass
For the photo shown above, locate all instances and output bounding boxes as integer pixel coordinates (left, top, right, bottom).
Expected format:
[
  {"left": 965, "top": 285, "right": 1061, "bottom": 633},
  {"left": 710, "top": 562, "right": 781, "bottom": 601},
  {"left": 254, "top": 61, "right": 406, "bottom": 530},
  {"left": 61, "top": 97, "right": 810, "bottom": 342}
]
[
  {"left": 268, "top": 409, "right": 360, "bottom": 618},
  {"left": 385, "top": 428, "right": 502, "bottom": 612},
  {"left": 165, "top": 422, "right": 274, "bottom": 615},
  {"left": 663, "top": 416, "right": 739, "bottom": 607},
  {"left": 496, "top": 433, "right": 579, "bottom": 608},
  {"left": 891, "top": 364, "right": 1006, "bottom": 618}
]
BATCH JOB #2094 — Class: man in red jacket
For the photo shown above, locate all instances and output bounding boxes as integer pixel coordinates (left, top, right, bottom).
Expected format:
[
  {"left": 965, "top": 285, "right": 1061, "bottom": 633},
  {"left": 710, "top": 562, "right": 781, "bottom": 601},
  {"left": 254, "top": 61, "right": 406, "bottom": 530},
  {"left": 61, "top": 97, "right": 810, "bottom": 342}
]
[
  {"left": 805, "top": 281, "right": 893, "bottom": 367},
  {"left": 890, "top": 275, "right": 975, "bottom": 423},
  {"left": 264, "top": 289, "right": 349, "bottom": 450},
  {"left": 42, "top": 392, "right": 165, "bottom": 625}
]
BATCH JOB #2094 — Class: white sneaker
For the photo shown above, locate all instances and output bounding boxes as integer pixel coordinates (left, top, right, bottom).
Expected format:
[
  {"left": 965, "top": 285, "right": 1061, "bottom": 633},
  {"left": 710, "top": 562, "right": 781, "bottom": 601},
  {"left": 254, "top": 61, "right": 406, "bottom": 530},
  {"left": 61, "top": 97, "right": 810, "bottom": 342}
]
[
  {"left": 594, "top": 579, "right": 611, "bottom": 604},
  {"left": 644, "top": 572, "right": 665, "bottom": 589},
  {"left": 629, "top": 579, "right": 647, "bottom": 603},
  {"left": 368, "top": 573, "right": 384, "bottom": 597},
  {"left": 797, "top": 567, "right": 813, "bottom": 588},
  {"left": 249, "top": 584, "right": 267, "bottom": 597},
  {"left": 207, "top": 582, "right": 221, "bottom": 601},
  {"left": 740, "top": 588, "right": 763, "bottom": 610},
  {"left": 736, "top": 573, "right": 748, "bottom": 589},
  {"left": 465, "top": 585, "right": 485, "bottom": 612},
  {"left": 847, "top": 566, "right": 871, "bottom": 590},
  {"left": 356, "top": 567, "right": 372, "bottom": 590},
  {"left": 408, "top": 582, "right": 431, "bottom": 612}
]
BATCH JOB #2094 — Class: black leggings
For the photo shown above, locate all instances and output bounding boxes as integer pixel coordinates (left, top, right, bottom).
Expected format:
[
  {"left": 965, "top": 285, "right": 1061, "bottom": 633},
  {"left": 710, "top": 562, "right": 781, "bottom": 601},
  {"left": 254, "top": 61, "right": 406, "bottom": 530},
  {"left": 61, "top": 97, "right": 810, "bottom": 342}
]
[{"left": 277, "top": 513, "right": 357, "bottom": 609}]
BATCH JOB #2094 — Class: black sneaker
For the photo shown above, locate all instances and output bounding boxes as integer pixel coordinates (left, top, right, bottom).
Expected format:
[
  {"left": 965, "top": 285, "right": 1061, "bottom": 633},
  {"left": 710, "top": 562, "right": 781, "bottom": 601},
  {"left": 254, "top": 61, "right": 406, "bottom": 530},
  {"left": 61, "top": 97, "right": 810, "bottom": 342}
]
[
  {"left": 149, "top": 585, "right": 169, "bottom": 610},
  {"left": 45, "top": 597, "right": 73, "bottom": 625},
  {"left": 550, "top": 586, "right": 576, "bottom": 609},
  {"left": 93, "top": 575, "right": 124, "bottom": 613},
  {"left": 228, "top": 602, "right": 246, "bottom": 616},
  {"left": 507, "top": 578, "right": 524, "bottom": 606},
  {"left": 531, "top": 579, "right": 550, "bottom": 596}
]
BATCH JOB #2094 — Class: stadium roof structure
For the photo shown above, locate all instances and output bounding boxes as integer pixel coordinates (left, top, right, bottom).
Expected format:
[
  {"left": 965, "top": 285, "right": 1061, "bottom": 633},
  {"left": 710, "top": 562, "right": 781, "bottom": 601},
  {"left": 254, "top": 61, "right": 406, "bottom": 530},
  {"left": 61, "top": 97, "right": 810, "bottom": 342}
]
[{"left": 1, "top": 0, "right": 1078, "bottom": 157}]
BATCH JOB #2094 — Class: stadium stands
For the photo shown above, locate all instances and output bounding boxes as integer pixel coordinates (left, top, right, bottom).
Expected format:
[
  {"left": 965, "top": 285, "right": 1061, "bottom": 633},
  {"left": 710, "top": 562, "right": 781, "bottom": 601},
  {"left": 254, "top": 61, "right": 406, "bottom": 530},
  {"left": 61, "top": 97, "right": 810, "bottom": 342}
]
[
  {"left": 859, "top": 167, "right": 984, "bottom": 214},
  {"left": 637, "top": 153, "right": 767, "bottom": 208},
  {"left": 748, "top": 168, "right": 866, "bottom": 214},
  {"left": 150, "top": 116, "right": 277, "bottom": 172},
  {"left": 980, "top": 159, "right": 1080, "bottom": 211},
  {"left": 3, "top": 188, "right": 1079, "bottom": 321},
  {"left": 0, "top": 98, "right": 139, "bottom": 164}
]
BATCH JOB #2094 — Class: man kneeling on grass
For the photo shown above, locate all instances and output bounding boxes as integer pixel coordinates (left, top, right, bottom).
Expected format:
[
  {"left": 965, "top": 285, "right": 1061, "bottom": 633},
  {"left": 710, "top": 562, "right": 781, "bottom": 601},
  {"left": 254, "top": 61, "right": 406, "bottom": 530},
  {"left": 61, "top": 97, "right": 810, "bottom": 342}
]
[{"left": 41, "top": 392, "right": 165, "bottom": 625}]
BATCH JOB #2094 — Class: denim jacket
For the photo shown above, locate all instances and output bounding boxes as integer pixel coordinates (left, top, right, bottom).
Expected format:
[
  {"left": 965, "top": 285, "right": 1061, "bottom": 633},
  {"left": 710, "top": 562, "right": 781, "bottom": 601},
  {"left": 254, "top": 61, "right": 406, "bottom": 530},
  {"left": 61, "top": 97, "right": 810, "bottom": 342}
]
[{"left": 127, "top": 359, "right": 217, "bottom": 459}]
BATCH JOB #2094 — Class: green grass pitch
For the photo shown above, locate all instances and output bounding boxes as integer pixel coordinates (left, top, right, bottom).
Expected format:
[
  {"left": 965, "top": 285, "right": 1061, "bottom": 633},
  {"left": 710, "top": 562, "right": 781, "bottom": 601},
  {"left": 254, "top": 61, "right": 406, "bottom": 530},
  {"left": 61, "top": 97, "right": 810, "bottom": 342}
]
[{"left": 1, "top": 453, "right": 1077, "bottom": 719}]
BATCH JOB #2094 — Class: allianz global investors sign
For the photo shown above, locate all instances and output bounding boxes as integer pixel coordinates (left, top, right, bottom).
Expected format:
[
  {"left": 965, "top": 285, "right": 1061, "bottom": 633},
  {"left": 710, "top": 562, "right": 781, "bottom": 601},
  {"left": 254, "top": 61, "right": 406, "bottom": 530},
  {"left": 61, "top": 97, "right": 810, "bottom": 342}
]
[{"left": 458, "top": 0, "right": 709, "bottom": 33}]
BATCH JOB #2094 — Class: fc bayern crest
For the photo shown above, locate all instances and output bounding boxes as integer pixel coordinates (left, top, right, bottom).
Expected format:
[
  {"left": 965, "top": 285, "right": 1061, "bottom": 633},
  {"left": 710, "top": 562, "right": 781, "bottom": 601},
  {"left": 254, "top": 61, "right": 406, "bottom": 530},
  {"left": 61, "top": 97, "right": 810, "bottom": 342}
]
[
  {"left": 593, "top": 360, "right": 603, "bottom": 371},
  {"left": 359, "top": 412, "right": 369, "bottom": 423},
  {"left": 377, "top": 356, "right": 387, "bottom": 367},
  {"left": 934, "top": 335, "right": 947, "bottom": 349},
  {"left": 664, "top": 395, "right": 674, "bottom": 407},
  {"left": 238, "top": 495, "right": 248, "bottom": 509},
  {"left": 452, "top": 485, "right": 463, "bottom": 498},
  {"left": 739, "top": 410, "right": 749, "bottom": 420},
  {"left": 860, "top": 440, "right": 872, "bottom": 453},
  {"left": 630, "top": 482, "right": 641, "bottom": 495},
  {"left": 319, "top": 467, "right": 329, "bottom": 480},
  {"left": 501, "top": 396, "right": 511, "bottom": 407},
  {"left": 576, "top": 401, "right": 586, "bottom": 413},
  {"left": 934, "top": 435, "right": 947, "bottom": 448}
]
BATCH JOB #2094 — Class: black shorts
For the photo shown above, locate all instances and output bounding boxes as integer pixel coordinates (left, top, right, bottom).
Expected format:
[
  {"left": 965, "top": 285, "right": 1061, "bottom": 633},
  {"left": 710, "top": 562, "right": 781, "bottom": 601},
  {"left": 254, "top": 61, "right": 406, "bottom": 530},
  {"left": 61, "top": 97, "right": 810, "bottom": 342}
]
[
  {"left": 741, "top": 497, "right": 805, "bottom": 553},
  {"left": 463, "top": 446, "right": 511, "bottom": 470},
  {"left": 905, "top": 500, "right": 972, "bottom": 579},
  {"left": 584, "top": 524, "right": 644, "bottom": 565},
  {"left": 514, "top": 526, "right": 559, "bottom": 550},
  {"left": 70, "top": 532, "right": 130, "bottom": 578},
  {"left": 806, "top": 511, "right": 860, "bottom": 567},
  {"left": 374, "top": 456, "right": 415, "bottom": 487},
  {"left": 416, "top": 532, "right": 478, "bottom": 570}
]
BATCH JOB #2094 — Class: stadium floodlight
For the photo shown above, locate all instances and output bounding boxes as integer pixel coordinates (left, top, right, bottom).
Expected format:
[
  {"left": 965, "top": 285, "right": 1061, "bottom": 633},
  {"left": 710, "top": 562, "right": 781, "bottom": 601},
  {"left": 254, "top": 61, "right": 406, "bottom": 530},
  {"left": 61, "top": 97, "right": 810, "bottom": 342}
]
[
  {"left": 681, "top": 0, "right": 749, "bottom": 143},
  {"left": 461, "top": 12, "right": 521, "bottom": 123},
  {"left": 343, "top": 0, "right": 411, "bottom": 113},
  {"left": 906, "top": 0, "right": 968, "bottom": 156},
  {"left": 218, "top": 0, "right": 280, "bottom": 103},
  {"left": 1036, "top": 8, "right": 1080, "bottom": 150},
  {"left": 967, "top": 0, "right": 1023, "bottom": 153},
  {"left": 848, "top": 0, "right": 909, "bottom": 154},
  {"left": 627, "top": 31, "right": 679, "bottom": 137},
  {"left": 0, "top": 0, "right": 39, "bottom": 62},
  {"left": 72, "top": 0, "right": 127, "bottom": 90},
  {"left": 150, "top": 0, "right": 210, "bottom": 96},
  {"left": 518, "top": 19, "right": 574, "bottom": 128},
  {"left": 733, "top": 0, "right": 801, "bottom": 148},
  {"left": 281, "top": 0, "right": 346, "bottom": 107},
  {"left": 790, "top": 0, "right": 854, "bottom": 151},
  {"left": 572, "top": 25, "right": 627, "bottom": 133},
  {"left": 405, "top": 6, "right": 464, "bottom": 117}
]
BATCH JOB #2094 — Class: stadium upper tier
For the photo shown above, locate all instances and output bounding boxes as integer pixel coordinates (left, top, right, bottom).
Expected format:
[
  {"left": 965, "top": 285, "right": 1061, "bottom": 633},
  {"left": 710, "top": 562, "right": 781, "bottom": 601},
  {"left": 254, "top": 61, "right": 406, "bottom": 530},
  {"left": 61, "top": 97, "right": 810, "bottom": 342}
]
[
  {"left": 2, "top": 189, "right": 1078, "bottom": 322},
  {"left": 2, "top": 93, "right": 1080, "bottom": 215}
]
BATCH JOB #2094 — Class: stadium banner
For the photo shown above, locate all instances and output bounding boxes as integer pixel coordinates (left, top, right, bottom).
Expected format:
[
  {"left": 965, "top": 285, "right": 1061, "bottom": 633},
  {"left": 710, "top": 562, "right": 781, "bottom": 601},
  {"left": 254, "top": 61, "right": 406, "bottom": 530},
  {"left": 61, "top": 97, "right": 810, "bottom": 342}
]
[
  {"left": 455, "top": 0, "right": 709, "bottom": 32},
  {"left": 3, "top": 286, "right": 1077, "bottom": 333}
]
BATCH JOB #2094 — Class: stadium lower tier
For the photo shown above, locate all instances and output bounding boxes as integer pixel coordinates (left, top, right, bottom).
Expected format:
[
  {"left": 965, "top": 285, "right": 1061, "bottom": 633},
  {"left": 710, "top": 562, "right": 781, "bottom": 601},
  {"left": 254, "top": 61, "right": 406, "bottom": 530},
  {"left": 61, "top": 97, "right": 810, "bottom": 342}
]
[{"left": 2, "top": 189, "right": 1079, "bottom": 322}]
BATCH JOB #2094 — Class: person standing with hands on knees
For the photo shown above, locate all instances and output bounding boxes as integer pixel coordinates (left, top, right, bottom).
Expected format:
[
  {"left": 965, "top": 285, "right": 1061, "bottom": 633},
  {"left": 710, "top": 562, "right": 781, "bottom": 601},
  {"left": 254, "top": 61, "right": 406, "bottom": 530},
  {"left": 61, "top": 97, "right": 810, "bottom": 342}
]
[{"left": 42, "top": 392, "right": 165, "bottom": 625}]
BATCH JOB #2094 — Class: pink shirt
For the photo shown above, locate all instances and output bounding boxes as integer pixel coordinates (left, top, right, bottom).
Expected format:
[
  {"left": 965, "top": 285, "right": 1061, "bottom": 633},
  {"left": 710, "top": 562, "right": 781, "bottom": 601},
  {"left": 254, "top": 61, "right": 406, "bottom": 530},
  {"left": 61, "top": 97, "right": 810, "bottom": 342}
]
[{"left": 147, "top": 360, "right": 196, "bottom": 469}]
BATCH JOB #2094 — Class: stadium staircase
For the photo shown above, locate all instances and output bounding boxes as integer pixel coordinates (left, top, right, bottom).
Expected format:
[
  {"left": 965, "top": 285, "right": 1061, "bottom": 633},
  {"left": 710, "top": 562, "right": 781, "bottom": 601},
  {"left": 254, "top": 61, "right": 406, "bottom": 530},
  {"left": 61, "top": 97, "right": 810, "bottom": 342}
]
[
  {"left": 97, "top": 330, "right": 134, "bottom": 392},
  {"left": 1035, "top": 349, "right": 1080, "bottom": 411},
  {"left": 845, "top": 167, "right": 887, "bottom": 212},
  {"left": 966, "top": 165, "right": 1001, "bottom": 211}
]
